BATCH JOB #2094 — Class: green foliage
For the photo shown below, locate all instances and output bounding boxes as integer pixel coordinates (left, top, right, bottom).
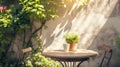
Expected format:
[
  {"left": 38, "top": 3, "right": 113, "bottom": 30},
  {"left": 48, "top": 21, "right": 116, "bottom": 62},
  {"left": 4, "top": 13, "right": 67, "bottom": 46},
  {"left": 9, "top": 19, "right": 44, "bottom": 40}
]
[
  {"left": 19, "top": 0, "right": 62, "bottom": 21},
  {"left": 0, "top": 9, "right": 18, "bottom": 57},
  {"left": 24, "top": 46, "right": 61, "bottom": 67},
  {"left": 64, "top": 32, "right": 80, "bottom": 44},
  {"left": 32, "top": 34, "right": 42, "bottom": 45},
  {"left": 25, "top": 53, "right": 61, "bottom": 67},
  {"left": 0, "top": 4, "right": 31, "bottom": 57},
  {"left": 116, "top": 38, "right": 120, "bottom": 48},
  {"left": 0, "top": 10, "right": 13, "bottom": 27},
  {"left": 19, "top": 0, "right": 44, "bottom": 21}
]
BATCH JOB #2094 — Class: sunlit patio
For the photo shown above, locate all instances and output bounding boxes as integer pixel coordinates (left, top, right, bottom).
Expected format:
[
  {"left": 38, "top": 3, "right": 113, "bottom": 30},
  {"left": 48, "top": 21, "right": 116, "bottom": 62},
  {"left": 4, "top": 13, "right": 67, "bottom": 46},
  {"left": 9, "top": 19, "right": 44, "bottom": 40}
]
[{"left": 0, "top": 0, "right": 120, "bottom": 67}]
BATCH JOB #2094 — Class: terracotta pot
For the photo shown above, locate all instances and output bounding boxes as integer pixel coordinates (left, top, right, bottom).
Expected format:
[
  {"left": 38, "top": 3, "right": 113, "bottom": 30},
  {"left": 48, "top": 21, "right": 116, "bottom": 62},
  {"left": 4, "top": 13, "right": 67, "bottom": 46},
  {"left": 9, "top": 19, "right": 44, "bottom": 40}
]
[{"left": 69, "top": 43, "right": 77, "bottom": 51}]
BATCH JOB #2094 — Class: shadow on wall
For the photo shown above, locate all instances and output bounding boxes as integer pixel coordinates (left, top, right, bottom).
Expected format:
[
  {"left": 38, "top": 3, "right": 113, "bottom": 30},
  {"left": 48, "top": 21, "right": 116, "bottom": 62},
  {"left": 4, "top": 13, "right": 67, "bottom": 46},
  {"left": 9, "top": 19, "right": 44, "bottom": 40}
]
[
  {"left": 42, "top": 0, "right": 85, "bottom": 49},
  {"left": 42, "top": 0, "right": 101, "bottom": 49},
  {"left": 43, "top": 0, "right": 117, "bottom": 47},
  {"left": 89, "top": 0, "right": 120, "bottom": 67}
]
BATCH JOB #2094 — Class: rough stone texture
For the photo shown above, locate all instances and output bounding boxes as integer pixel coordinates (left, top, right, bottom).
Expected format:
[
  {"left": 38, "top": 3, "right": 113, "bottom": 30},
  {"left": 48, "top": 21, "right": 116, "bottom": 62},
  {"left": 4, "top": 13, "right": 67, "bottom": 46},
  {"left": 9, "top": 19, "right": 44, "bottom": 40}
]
[{"left": 41, "top": 0, "right": 120, "bottom": 67}]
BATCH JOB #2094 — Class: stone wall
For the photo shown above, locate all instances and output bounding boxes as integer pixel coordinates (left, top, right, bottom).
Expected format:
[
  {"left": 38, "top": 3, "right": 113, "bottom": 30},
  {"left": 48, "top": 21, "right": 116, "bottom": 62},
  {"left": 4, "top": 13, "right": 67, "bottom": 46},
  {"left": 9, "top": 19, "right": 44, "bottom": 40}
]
[{"left": 41, "top": 0, "right": 120, "bottom": 67}]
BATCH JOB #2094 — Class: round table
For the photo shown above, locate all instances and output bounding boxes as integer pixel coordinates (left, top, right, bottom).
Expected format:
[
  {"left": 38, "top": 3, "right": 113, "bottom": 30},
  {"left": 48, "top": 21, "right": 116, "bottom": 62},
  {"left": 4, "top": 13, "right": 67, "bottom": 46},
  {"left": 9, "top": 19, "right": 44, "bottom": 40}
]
[{"left": 42, "top": 49, "right": 98, "bottom": 67}]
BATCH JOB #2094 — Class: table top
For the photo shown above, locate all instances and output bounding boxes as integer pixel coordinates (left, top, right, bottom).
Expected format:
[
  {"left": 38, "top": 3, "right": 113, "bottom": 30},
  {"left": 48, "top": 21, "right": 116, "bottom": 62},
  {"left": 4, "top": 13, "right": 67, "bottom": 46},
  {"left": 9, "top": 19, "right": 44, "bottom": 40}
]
[{"left": 42, "top": 49, "right": 98, "bottom": 61}]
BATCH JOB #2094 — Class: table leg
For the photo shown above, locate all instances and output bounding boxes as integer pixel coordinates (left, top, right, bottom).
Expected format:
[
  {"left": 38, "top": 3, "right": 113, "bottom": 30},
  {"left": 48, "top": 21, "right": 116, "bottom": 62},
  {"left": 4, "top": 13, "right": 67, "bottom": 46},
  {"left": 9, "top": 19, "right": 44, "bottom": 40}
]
[
  {"left": 59, "top": 61, "right": 64, "bottom": 67},
  {"left": 77, "top": 58, "right": 89, "bottom": 67},
  {"left": 73, "top": 62, "right": 76, "bottom": 67},
  {"left": 77, "top": 61, "right": 84, "bottom": 67},
  {"left": 64, "top": 62, "right": 67, "bottom": 67}
]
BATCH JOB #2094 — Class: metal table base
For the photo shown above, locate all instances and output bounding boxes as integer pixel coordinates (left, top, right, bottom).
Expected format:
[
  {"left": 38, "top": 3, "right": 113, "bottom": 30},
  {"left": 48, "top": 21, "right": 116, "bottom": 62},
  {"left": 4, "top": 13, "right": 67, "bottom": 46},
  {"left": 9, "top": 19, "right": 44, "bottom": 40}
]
[{"left": 59, "top": 58, "right": 89, "bottom": 67}]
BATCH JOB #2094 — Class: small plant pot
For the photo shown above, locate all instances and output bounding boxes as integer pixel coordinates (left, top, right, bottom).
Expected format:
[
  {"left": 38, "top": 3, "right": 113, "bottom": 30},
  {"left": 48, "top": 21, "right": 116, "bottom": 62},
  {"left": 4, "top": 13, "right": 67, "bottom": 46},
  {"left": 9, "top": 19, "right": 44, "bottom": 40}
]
[
  {"left": 63, "top": 44, "right": 70, "bottom": 52},
  {"left": 69, "top": 43, "right": 77, "bottom": 51}
]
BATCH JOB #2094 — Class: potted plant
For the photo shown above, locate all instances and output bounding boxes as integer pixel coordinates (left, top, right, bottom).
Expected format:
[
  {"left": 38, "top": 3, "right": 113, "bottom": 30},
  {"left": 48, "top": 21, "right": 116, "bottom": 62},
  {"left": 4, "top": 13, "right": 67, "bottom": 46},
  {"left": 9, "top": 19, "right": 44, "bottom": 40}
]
[{"left": 64, "top": 32, "right": 80, "bottom": 51}]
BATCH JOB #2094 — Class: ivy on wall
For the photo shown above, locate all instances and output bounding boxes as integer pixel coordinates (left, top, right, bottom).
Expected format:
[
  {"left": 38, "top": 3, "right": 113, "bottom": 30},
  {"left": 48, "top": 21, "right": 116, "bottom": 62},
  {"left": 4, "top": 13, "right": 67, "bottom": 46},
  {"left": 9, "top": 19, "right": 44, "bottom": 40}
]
[{"left": 116, "top": 38, "right": 120, "bottom": 48}]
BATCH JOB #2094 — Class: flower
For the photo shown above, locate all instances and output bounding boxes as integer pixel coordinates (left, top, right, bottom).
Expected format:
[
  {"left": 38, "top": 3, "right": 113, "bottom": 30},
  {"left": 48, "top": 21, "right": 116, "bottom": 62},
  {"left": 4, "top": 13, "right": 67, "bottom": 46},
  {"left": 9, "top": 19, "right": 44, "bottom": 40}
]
[{"left": 0, "top": 6, "right": 8, "bottom": 10}]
